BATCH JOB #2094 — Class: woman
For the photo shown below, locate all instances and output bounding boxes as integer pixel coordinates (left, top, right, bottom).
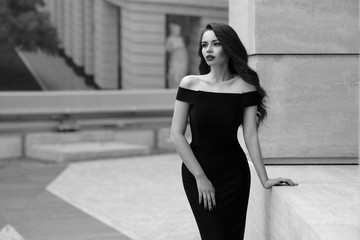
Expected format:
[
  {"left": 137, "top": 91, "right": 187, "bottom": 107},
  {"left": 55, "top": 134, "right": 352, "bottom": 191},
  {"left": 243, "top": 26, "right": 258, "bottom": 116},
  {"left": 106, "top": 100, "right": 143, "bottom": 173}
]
[{"left": 170, "top": 23, "right": 297, "bottom": 240}]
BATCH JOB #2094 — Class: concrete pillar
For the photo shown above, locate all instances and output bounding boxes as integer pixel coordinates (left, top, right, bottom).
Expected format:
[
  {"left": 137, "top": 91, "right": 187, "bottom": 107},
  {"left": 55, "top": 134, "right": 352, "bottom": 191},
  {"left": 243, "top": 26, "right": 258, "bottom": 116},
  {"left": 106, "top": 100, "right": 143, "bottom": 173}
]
[
  {"left": 63, "top": 0, "right": 73, "bottom": 57},
  {"left": 84, "top": 0, "right": 95, "bottom": 76},
  {"left": 230, "top": 0, "right": 359, "bottom": 160},
  {"left": 55, "top": 0, "right": 64, "bottom": 48},
  {"left": 94, "top": 0, "right": 119, "bottom": 89},
  {"left": 72, "top": 0, "right": 85, "bottom": 68}
]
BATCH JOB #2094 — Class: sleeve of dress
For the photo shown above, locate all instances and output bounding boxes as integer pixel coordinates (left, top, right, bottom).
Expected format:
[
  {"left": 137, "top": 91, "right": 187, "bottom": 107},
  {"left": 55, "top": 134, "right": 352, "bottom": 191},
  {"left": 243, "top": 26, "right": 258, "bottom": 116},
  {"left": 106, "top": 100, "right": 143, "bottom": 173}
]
[
  {"left": 241, "top": 91, "right": 260, "bottom": 108},
  {"left": 176, "top": 87, "right": 197, "bottom": 103}
]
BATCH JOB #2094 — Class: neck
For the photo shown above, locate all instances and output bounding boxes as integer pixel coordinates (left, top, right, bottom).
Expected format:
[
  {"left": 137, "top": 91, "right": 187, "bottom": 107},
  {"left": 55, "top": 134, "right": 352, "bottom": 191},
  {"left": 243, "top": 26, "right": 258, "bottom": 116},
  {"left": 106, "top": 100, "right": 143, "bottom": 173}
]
[{"left": 208, "top": 64, "right": 233, "bottom": 83}]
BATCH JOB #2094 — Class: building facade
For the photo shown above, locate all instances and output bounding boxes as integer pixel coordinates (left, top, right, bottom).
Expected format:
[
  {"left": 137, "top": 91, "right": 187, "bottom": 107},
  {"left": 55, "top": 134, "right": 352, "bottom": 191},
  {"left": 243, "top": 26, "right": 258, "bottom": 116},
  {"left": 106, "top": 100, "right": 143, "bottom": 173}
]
[{"left": 44, "top": 0, "right": 228, "bottom": 90}]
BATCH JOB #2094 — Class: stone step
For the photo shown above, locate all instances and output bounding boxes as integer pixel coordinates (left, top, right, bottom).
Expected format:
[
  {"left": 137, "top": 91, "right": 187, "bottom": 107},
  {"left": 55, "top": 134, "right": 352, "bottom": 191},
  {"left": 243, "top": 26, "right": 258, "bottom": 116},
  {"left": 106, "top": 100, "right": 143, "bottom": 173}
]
[{"left": 27, "top": 142, "right": 151, "bottom": 163}]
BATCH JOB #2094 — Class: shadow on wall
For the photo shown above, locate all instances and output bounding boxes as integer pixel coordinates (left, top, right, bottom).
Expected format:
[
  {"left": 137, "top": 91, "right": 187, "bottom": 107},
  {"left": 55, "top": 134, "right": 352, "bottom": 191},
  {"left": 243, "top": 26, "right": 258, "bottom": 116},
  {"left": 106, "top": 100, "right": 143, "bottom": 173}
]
[{"left": 0, "top": 40, "right": 42, "bottom": 91}]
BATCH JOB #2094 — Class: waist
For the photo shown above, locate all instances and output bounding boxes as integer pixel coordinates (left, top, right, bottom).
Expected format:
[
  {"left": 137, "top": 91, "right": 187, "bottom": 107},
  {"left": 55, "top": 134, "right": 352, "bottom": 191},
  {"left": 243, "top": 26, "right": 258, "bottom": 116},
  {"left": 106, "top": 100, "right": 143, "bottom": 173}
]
[{"left": 190, "top": 141, "right": 242, "bottom": 152}]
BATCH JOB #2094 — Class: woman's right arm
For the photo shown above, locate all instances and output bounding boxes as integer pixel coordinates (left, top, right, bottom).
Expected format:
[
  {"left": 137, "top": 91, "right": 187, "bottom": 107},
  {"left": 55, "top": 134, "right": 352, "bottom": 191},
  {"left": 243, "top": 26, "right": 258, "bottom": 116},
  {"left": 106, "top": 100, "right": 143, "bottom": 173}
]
[{"left": 170, "top": 89, "right": 216, "bottom": 210}]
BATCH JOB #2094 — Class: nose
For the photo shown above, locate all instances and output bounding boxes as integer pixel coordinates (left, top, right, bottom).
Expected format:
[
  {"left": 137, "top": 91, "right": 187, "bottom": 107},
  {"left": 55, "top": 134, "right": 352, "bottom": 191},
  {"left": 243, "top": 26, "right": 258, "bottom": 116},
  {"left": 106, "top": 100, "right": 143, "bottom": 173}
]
[{"left": 206, "top": 44, "right": 213, "bottom": 53}]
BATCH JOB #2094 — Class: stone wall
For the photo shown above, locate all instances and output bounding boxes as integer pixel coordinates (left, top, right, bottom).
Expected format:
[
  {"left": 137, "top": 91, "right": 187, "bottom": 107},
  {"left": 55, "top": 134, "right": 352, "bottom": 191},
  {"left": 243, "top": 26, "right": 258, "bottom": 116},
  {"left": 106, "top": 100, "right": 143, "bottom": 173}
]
[{"left": 230, "top": 0, "right": 359, "bottom": 160}]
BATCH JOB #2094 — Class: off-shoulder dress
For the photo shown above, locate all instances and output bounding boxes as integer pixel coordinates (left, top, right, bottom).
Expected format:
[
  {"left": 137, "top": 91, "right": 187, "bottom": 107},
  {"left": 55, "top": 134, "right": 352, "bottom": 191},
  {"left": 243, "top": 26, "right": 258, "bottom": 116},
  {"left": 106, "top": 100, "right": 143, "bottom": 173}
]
[{"left": 176, "top": 86, "right": 259, "bottom": 240}]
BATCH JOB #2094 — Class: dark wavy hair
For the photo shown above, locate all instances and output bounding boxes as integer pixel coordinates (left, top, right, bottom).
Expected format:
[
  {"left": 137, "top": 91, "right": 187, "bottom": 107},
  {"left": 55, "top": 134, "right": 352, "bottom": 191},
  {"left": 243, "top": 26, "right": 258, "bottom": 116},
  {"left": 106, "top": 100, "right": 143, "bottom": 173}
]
[{"left": 198, "top": 23, "right": 267, "bottom": 126}]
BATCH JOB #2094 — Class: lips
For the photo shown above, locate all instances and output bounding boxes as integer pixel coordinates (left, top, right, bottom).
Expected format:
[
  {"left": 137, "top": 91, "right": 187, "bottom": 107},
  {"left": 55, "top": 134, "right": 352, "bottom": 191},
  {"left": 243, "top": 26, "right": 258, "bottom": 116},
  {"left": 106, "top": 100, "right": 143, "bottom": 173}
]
[{"left": 206, "top": 55, "right": 215, "bottom": 61}]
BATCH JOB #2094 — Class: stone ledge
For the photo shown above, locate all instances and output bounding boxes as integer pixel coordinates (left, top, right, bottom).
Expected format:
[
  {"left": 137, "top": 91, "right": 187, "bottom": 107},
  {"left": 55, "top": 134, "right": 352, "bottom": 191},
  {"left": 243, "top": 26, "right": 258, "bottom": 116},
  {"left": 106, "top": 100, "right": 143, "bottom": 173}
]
[
  {"left": 27, "top": 142, "right": 151, "bottom": 163},
  {"left": 24, "top": 130, "right": 156, "bottom": 162},
  {"left": 245, "top": 163, "right": 360, "bottom": 240}
]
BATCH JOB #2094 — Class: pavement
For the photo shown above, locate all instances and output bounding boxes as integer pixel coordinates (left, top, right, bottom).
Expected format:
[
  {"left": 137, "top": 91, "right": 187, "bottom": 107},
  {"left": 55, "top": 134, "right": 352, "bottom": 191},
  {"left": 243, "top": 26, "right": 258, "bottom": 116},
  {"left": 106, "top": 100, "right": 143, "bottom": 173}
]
[{"left": 0, "top": 154, "right": 200, "bottom": 240}]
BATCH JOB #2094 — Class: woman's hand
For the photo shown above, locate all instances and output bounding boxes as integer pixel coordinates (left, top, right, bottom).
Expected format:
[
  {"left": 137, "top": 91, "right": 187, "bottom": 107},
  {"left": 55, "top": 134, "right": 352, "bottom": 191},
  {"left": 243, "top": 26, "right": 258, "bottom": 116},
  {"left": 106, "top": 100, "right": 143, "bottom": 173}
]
[
  {"left": 195, "top": 174, "right": 216, "bottom": 211},
  {"left": 263, "top": 178, "right": 298, "bottom": 189}
]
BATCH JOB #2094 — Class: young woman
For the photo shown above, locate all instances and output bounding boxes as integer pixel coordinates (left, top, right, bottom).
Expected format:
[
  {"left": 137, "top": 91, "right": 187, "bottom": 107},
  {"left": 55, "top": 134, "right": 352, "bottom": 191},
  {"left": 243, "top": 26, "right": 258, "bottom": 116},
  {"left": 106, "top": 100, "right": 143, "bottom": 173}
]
[{"left": 170, "top": 23, "right": 297, "bottom": 240}]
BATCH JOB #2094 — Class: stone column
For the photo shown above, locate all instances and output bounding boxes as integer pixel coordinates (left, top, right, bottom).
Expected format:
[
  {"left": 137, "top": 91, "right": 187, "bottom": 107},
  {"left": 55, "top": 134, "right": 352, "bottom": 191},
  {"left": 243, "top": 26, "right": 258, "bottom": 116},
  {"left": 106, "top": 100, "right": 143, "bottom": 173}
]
[
  {"left": 63, "top": 0, "right": 73, "bottom": 57},
  {"left": 94, "top": 0, "right": 119, "bottom": 89},
  {"left": 84, "top": 0, "right": 95, "bottom": 76},
  {"left": 55, "top": 0, "right": 64, "bottom": 48},
  {"left": 72, "top": 0, "right": 85, "bottom": 69},
  {"left": 230, "top": 0, "right": 359, "bottom": 161}
]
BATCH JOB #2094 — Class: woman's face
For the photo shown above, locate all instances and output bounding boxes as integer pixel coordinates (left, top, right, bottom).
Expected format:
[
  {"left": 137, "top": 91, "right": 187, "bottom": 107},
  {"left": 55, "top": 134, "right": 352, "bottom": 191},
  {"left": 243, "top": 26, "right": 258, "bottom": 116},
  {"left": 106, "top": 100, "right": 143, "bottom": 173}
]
[{"left": 201, "top": 30, "right": 228, "bottom": 66}]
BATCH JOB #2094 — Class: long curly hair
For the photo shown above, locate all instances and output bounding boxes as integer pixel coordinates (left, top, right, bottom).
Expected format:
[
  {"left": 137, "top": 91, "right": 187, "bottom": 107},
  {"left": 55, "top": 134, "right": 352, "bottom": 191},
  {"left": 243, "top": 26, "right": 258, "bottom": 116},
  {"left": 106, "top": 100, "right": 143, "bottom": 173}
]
[{"left": 198, "top": 23, "right": 267, "bottom": 126}]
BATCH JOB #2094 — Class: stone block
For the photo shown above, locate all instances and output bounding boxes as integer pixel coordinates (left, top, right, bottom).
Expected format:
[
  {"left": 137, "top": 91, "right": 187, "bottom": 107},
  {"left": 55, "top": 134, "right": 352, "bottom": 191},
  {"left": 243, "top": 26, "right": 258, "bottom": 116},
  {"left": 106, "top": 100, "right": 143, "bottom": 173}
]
[
  {"left": 230, "top": 0, "right": 359, "bottom": 54},
  {"left": 245, "top": 163, "right": 360, "bottom": 240},
  {"left": 0, "top": 135, "right": 22, "bottom": 159},
  {"left": 247, "top": 55, "right": 359, "bottom": 158}
]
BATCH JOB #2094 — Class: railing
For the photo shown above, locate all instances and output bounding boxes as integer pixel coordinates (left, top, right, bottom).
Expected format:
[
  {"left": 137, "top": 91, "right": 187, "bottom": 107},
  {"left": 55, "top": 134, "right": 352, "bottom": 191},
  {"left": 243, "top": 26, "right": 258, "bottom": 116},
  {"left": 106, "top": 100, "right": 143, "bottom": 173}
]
[{"left": 0, "top": 90, "right": 176, "bottom": 132}]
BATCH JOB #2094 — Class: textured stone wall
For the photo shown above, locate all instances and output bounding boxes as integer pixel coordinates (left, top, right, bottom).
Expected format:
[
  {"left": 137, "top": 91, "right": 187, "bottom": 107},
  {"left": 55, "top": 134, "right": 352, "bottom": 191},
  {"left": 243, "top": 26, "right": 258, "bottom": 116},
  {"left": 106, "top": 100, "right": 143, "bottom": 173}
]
[
  {"left": 121, "top": 7, "right": 166, "bottom": 89},
  {"left": 230, "top": 0, "right": 359, "bottom": 159}
]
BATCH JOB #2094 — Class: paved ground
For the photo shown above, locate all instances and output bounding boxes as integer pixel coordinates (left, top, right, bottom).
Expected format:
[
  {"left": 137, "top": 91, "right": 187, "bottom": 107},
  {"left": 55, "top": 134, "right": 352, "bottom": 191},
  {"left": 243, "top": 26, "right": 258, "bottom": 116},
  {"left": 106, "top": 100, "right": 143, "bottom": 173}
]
[
  {"left": 0, "top": 159, "right": 129, "bottom": 240},
  {"left": 0, "top": 155, "right": 199, "bottom": 240}
]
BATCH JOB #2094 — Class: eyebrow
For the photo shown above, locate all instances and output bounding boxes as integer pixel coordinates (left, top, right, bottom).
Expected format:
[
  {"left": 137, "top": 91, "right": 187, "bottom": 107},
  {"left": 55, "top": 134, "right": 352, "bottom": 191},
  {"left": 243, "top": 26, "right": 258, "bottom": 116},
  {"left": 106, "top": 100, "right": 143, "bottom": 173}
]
[{"left": 201, "top": 39, "right": 219, "bottom": 43}]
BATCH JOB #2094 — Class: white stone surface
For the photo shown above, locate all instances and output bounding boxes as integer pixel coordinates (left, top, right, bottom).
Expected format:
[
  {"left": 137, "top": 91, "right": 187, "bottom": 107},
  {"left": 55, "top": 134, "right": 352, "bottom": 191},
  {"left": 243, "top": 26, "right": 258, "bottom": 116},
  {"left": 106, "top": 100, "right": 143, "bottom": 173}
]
[
  {"left": 230, "top": 0, "right": 359, "bottom": 54},
  {"left": 229, "top": 0, "right": 359, "bottom": 160},
  {"left": 229, "top": 0, "right": 255, "bottom": 53},
  {"left": 249, "top": 55, "right": 359, "bottom": 159},
  {"left": 0, "top": 135, "right": 22, "bottom": 159},
  {"left": 47, "top": 154, "right": 200, "bottom": 240},
  {"left": 0, "top": 225, "right": 25, "bottom": 240},
  {"left": 245, "top": 164, "right": 360, "bottom": 240}
]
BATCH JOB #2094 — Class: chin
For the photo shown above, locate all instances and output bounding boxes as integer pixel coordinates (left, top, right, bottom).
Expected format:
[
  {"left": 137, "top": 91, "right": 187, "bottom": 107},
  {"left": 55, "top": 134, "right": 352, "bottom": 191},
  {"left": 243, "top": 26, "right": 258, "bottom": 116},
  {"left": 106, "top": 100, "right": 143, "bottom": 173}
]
[{"left": 206, "top": 61, "right": 218, "bottom": 66}]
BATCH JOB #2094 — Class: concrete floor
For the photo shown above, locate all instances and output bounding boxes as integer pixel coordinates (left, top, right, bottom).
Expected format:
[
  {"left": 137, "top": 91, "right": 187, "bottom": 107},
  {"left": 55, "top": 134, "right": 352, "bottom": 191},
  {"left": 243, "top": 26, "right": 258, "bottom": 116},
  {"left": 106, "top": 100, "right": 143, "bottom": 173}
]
[
  {"left": 0, "top": 155, "right": 200, "bottom": 240},
  {"left": 0, "top": 159, "right": 130, "bottom": 240}
]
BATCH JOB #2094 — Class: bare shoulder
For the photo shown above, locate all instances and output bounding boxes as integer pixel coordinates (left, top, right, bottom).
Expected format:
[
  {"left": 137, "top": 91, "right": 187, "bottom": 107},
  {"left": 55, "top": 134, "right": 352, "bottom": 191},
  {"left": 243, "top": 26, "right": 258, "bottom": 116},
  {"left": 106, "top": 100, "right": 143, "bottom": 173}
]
[
  {"left": 233, "top": 76, "right": 256, "bottom": 93},
  {"left": 179, "top": 75, "right": 200, "bottom": 90}
]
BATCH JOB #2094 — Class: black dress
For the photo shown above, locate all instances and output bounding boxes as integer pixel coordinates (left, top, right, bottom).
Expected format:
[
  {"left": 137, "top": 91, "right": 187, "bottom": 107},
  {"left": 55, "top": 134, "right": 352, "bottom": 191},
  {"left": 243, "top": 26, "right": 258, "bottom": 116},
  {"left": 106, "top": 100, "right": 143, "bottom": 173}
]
[{"left": 176, "top": 87, "right": 259, "bottom": 240}]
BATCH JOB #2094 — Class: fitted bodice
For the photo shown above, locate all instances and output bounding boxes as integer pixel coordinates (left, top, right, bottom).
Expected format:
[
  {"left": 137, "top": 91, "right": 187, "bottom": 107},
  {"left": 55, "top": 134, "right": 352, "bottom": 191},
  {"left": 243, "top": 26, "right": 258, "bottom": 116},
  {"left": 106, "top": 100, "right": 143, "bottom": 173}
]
[{"left": 176, "top": 87, "right": 259, "bottom": 151}]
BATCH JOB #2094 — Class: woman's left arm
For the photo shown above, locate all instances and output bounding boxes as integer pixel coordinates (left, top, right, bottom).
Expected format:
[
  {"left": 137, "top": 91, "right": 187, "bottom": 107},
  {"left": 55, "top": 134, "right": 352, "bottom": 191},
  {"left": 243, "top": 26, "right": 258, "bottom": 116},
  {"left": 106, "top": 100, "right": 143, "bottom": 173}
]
[{"left": 243, "top": 106, "right": 297, "bottom": 189}]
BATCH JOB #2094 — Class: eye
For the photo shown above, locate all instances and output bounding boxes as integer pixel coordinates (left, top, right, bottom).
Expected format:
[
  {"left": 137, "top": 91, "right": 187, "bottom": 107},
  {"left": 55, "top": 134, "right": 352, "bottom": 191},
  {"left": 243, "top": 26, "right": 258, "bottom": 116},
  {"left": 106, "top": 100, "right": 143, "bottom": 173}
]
[
  {"left": 213, "top": 41, "right": 221, "bottom": 46},
  {"left": 201, "top": 43, "right": 208, "bottom": 48}
]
